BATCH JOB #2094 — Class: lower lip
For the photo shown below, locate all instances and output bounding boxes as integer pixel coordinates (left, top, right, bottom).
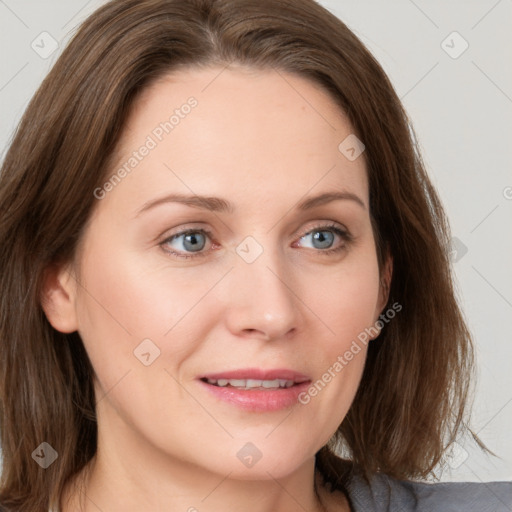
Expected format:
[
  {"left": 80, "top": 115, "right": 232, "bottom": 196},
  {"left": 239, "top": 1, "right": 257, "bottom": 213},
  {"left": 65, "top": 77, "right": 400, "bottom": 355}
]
[{"left": 197, "top": 379, "right": 311, "bottom": 412}]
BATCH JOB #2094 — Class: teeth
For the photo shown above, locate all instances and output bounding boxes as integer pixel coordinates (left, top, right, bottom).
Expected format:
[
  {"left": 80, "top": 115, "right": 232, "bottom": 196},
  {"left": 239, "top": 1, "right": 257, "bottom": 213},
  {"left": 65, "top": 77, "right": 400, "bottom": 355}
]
[
  {"left": 228, "top": 379, "right": 245, "bottom": 387},
  {"left": 205, "top": 378, "right": 296, "bottom": 389},
  {"left": 246, "top": 379, "right": 263, "bottom": 388}
]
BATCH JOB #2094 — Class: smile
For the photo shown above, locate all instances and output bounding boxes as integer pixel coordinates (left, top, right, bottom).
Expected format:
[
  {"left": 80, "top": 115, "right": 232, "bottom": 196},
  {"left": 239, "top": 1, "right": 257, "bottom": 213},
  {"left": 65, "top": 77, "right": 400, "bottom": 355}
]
[
  {"left": 202, "top": 378, "right": 297, "bottom": 389},
  {"left": 197, "top": 368, "right": 312, "bottom": 412}
]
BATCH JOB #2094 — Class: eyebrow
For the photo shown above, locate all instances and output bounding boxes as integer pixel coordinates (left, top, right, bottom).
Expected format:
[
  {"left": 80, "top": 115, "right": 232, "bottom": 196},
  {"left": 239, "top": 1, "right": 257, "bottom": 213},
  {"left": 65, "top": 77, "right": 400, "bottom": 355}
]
[{"left": 134, "top": 190, "right": 366, "bottom": 217}]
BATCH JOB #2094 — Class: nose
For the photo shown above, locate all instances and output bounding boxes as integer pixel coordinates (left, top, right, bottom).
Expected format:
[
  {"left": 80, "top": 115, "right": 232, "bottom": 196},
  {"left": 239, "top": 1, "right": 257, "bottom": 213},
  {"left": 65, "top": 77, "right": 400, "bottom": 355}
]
[{"left": 222, "top": 245, "right": 301, "bottom": 341}]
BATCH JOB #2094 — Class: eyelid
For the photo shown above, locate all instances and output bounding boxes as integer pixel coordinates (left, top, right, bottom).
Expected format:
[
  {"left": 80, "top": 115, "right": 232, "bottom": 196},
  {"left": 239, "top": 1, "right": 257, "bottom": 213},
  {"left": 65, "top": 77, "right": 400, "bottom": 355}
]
[{"left": 299, "top": 220, "right": 351, "bottom": 239}]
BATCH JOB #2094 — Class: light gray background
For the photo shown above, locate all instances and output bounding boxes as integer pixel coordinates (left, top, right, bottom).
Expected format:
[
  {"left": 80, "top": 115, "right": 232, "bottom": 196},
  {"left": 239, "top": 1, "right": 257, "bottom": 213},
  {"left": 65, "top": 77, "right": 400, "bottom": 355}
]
[{"left": 1, "top": 0, "right": 511, "bottom": 483}]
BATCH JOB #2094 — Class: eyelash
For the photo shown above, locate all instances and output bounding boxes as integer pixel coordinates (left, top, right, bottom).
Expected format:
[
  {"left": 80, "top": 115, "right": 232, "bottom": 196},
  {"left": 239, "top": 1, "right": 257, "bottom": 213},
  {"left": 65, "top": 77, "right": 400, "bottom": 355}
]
[{"left": 160, "top": 223, "right": 352, "bottom": 260}]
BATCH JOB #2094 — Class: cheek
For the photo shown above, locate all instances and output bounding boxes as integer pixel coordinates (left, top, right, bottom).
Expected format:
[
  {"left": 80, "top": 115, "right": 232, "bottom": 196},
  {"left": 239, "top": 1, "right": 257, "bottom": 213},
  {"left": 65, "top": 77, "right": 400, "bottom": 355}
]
[
  {"left": 295, "top": 247, "right": 379, "bottom": 433},
  {"left": 73, "top": 233, "right": 228, "bottom": 405},
  {"left": 75, "top": 237, "right": 200, "bottom": 345},
  {"left": 310, "top": 246, "right": 381, "bottom": 349}
]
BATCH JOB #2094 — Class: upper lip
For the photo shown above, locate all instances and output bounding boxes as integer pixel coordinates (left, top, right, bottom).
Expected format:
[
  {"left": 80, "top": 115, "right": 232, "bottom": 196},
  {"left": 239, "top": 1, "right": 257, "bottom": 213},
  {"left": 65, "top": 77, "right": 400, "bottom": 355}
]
[{"left": 198, "top": 368, "right": 311, "bottom": 383}]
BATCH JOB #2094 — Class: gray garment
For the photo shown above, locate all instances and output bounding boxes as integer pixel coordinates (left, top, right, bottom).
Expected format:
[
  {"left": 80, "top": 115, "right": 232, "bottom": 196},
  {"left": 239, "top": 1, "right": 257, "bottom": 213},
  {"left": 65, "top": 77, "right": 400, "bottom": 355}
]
[{"left": 345, "top": 472, "right": 512, "bottom": 512}]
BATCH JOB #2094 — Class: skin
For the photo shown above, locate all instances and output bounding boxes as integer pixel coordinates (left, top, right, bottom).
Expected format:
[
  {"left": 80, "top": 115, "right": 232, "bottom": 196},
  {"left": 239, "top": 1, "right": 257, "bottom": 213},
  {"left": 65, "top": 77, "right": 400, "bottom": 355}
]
[{"left": 42, "top": 65, "right": 392, "bottom": 512}]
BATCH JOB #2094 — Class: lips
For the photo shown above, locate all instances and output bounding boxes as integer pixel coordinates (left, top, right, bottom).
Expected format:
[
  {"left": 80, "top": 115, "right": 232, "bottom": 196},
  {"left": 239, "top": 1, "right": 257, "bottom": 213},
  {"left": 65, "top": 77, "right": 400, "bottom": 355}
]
[{"left": 197, "top": 368, "right": 312, "bottom": 412}]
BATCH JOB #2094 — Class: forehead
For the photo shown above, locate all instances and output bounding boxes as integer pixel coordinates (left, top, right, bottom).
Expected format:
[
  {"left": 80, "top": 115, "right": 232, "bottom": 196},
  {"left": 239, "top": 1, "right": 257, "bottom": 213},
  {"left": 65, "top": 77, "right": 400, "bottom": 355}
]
[{"left": 100, "top": 65, "right": 368, "bottom": 214}]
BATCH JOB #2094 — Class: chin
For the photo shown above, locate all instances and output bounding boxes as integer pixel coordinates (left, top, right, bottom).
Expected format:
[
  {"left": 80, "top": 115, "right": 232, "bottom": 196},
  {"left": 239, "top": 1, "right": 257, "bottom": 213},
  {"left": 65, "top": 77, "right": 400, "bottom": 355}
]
[{"left": 222, "top": 449, "right": 310, "bottom": 481}]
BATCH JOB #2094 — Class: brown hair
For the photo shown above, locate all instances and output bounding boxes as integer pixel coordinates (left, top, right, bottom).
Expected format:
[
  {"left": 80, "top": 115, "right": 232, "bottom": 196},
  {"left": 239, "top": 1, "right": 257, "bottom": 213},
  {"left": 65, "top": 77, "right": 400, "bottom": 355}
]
[{"left": 0, "top": 0, "right": 492, "bottom": 510}]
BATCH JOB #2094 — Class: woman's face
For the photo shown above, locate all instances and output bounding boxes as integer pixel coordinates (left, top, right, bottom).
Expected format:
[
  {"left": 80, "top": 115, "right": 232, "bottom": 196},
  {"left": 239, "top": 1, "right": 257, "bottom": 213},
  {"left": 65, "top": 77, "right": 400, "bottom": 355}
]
[{"left": 56, "top": 66, "right": 390, "bottom": 479}]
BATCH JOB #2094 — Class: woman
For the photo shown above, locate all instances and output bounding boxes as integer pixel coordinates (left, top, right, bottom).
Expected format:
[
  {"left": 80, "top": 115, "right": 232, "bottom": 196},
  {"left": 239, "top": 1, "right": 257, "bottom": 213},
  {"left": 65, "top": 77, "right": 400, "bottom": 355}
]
[{"left": 0, "top": 1, "right": 510, "bottom": 511}]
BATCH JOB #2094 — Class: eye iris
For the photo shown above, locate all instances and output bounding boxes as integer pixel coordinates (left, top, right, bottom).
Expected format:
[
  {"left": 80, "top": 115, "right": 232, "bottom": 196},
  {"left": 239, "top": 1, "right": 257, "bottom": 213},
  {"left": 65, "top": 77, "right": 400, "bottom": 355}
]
[
  {"left": 183, "top": 232, "right": 205, "bottom": 252},
  {"left": 312, "top": 230, "right": 334, "bottom": 249}
]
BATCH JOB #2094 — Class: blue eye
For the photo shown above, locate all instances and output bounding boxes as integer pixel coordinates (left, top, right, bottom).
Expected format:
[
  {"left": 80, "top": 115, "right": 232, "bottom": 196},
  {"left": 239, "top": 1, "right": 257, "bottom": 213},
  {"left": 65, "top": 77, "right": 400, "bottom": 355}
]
[
  {"left": 162, "top": 229, "right": 212, "bottom": 260},
  {"left": 160, "top": 223, "right": 351, "bottom": 260},
  {"left": 294, "top": 224, "right": 352, "bottom": 257},
  {"left": 298, "top": 226, "right": 346, "bottom": 251}
]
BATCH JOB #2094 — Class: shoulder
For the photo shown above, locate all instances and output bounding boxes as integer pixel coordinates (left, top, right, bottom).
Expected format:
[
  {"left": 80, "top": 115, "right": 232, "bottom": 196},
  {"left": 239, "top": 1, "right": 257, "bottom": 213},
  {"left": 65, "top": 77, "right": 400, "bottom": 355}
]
[{"left": 344, "top": 471, "right": 512, "bottom": 512}]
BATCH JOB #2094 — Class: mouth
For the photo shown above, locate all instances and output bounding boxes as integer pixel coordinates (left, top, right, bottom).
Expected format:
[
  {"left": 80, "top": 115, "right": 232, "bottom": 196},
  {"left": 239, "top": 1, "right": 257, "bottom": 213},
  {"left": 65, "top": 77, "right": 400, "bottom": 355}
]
[
  {"left": 200, "top": 377, "right": 305, "bottom": 390},
  {"left": 197, "top": 368, "right": 311, "bottom": 412}
]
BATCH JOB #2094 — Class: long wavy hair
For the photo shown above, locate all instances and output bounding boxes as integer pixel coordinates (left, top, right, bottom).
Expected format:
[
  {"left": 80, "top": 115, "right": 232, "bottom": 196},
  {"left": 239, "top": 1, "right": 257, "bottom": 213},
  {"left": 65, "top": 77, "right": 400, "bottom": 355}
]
[{"left": 0, "top": 0, "right": 491, "bottom": 510}]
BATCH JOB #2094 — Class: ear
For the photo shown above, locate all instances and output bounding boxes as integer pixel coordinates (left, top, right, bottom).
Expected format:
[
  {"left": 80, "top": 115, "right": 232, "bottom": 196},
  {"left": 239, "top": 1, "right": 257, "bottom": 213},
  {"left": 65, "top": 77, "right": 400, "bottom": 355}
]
[
  {"left": 368, "top": 252, "right": 393, "bottom": 341},
  {"left": 377, "top": 251, "right": 393, "bottom": 314},
  {"left": 40, "top": 261, "right": 79, "bottom": 333}
]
